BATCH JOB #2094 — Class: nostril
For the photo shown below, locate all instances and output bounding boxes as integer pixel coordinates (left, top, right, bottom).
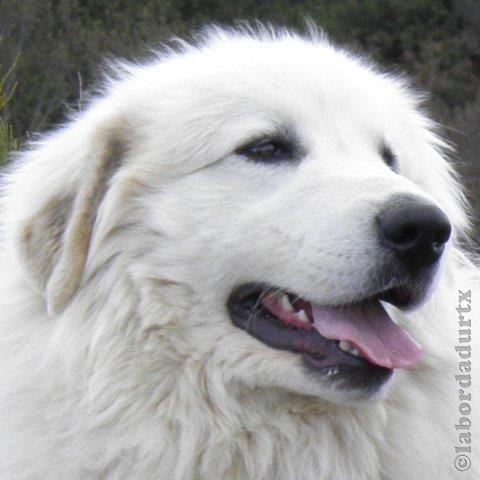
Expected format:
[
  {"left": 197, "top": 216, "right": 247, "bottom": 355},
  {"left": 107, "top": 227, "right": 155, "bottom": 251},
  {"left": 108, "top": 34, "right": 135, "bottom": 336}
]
[
  {"left": 435, "top": 223, "right": 452, "bottom": 246},
  {"left": 431, "top": 222, "right": 451, "bottom": 254}
]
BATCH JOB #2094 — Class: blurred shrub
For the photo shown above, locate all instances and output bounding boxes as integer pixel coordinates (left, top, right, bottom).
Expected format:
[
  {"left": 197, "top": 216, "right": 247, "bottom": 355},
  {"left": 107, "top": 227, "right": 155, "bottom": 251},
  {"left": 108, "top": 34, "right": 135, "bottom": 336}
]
[{"left": 0, "top": 40, "right": 18, "bottom": 167}]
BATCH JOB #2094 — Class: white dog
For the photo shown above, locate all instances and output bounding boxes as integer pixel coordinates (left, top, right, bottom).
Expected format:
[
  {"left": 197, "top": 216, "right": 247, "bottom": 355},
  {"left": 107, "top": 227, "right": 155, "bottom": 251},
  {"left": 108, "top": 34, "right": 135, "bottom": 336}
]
[{"left": 0, "top": 26, "right": 478, "bottom": 480}]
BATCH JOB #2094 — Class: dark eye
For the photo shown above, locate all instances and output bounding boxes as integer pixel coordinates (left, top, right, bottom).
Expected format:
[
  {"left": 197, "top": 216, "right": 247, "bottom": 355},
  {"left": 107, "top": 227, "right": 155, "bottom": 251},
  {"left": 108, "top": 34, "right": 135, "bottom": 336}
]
[
  {"left": 236, "top": 137, "right": 294, "bottom": 163},
  {"left": 382, "top": 145, "right": 397, "bottom": 170}
]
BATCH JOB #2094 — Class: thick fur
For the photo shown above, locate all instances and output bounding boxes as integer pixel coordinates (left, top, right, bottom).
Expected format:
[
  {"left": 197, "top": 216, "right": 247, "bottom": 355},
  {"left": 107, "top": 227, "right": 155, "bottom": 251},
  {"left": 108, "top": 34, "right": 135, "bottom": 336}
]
[{"left": 0, "top": 26, "right": 479, "bottom": 479}]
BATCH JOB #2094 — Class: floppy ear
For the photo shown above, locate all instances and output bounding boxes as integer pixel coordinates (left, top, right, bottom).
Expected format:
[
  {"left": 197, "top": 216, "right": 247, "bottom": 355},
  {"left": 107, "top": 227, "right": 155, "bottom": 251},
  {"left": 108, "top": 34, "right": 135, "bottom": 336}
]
[{"left": 13, "top": 117, "right": 126, "bottom": 315}]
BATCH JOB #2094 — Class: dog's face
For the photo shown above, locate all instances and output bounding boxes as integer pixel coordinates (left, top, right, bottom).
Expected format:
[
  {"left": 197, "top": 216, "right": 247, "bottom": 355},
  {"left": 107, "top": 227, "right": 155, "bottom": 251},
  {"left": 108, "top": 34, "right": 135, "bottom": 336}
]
[
  {"left": 11, "top": 31, "right": 465, "bottom": 406},
  {"left": 120, "top": 34, "right": 462, "bottom": 404}
]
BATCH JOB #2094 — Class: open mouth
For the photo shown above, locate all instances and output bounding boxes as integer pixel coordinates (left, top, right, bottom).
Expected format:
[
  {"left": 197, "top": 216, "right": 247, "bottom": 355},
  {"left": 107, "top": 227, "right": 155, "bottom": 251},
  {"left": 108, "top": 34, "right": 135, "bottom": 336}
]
[{"left": 228, "top": 283, "right": 422, "bottom": 389}]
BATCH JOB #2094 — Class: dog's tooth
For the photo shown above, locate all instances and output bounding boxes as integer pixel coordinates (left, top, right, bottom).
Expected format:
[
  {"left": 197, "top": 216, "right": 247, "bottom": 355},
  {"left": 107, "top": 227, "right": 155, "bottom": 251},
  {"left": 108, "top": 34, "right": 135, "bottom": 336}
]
[
  {"left": 281, "top": 294, "right": 294, "bottom": 312},
  {"left": 338, "top": 340, "right": 352, "bottom": 353},
  {"left": 266, "top": 291, "right": 282, "bottom": 303},
  {"left": 295, "top": 309, "right": 309, "bottom": 324},
  {"left": 351, "top": 349, "right": 360, "bottom": 357}
]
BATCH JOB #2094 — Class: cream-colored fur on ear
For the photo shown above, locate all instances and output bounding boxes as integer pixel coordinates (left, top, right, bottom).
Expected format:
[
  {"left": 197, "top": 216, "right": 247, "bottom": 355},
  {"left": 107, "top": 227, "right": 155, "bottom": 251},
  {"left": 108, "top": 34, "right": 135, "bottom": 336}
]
[
  {"left": 46, "top": 138, "right": 123, "bottom": 314},
  {"left": 15, "top": 121, "right": 125, "bottom": 315}
]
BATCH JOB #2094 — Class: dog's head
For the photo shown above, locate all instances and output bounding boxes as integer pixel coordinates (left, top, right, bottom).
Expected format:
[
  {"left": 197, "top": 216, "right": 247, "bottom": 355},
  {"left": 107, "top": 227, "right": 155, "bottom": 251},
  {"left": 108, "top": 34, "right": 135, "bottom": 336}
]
[{"left": 5, "top": 28, "right": 469, "bottom": 405}]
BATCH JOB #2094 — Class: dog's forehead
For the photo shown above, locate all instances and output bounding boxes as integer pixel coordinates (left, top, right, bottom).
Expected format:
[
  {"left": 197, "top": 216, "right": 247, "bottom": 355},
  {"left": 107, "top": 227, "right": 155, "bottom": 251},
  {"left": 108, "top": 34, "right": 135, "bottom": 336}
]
[
  {"left": 112, "top": 35, "right": 424, "bottom": 175},
  {"left": 124, "top": 37, "right": 408, "bottom": 127}
]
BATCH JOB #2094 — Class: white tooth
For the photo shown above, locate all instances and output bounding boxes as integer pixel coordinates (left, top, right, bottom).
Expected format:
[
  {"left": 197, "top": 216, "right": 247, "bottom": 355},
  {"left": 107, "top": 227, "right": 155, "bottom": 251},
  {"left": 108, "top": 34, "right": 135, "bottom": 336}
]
[
  {"left": 339, "top": 340, "right": 352, "bottom": 353},
  {"left": 295, "top": 309, "right": 309, "bottom": 324},
  {"left": 326, "top": 366, "right": 338, "bottom": 377},
  {"left": 281, "top": 294, "right": 294, "bottom": 311},
  {"left": 351, "top": 349, "right": 360, "bottom": 357}
]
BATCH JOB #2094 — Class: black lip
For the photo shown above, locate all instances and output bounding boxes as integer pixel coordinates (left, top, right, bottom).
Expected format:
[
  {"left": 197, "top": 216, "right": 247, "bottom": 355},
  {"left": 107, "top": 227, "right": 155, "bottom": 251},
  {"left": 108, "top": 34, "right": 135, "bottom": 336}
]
[
  {"left": 227, "top": 283, "right": 394, "bottom": 389},
  {"left": 303, "top": 355, "right": 393, "bottom": 393}
]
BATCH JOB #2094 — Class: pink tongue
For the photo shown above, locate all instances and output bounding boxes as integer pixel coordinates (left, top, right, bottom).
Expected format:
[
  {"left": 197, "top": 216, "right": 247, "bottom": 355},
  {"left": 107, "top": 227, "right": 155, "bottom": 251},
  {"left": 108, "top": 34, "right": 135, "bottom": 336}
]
[{"left": 311, "top": 302, "right": 422, "bottom": 369}]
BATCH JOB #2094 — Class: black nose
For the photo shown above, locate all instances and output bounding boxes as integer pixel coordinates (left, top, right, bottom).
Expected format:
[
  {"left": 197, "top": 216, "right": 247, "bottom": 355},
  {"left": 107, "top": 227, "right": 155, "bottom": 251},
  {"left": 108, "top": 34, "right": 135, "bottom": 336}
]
[{"left": 377, "top": 195, "right": 451, "bottom": 268}]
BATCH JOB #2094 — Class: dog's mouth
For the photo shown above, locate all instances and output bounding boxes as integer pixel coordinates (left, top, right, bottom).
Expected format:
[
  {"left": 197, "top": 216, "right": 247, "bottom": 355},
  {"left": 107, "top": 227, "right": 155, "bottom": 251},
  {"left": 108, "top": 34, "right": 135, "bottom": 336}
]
[{"left": 228, "top": 283, "right": 422, "bottom": 388}]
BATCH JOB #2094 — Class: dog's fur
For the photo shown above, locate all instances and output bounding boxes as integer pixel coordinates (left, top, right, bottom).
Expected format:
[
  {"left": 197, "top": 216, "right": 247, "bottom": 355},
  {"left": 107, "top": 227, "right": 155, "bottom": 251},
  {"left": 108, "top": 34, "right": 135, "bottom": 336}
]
[{"left": 0, "top": 26, "right": 479, "bottom": 479}]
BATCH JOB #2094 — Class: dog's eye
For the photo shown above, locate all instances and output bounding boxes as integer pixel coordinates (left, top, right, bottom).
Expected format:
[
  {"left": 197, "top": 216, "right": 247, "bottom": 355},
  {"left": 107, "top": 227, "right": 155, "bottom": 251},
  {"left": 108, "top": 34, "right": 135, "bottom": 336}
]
[
  {"left": 382, "top": 145, "right": 397, "bottom": 170},
  {"left": 237, "top": 138, "right": 293, "bottom": 162}
]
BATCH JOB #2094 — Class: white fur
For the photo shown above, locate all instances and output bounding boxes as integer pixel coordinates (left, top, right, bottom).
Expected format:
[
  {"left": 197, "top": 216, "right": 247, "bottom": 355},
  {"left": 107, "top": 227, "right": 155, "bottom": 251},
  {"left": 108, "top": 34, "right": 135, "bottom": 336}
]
[{"left": 0, "top": 26, "right": 479, "bottom": 479}]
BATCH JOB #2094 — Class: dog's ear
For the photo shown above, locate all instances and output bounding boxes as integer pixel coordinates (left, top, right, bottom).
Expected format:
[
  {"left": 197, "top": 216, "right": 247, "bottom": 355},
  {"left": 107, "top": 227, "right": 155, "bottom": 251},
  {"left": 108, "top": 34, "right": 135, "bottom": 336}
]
[{"left": 12, "top": 117, "right": 126, "bottom": 315}]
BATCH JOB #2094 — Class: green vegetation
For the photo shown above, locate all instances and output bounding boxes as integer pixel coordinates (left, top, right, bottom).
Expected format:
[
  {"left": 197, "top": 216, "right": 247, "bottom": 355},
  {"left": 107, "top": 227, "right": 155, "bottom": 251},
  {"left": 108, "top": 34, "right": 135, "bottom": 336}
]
[
  {"left": 0, "top": 122, "right": 17, "bottom": 166},
  {"left": 0, "top": 0, "right": 478, "bottom": 230},
  {"left": 0, "top": 39, "right": 18, "bottom": 167}
]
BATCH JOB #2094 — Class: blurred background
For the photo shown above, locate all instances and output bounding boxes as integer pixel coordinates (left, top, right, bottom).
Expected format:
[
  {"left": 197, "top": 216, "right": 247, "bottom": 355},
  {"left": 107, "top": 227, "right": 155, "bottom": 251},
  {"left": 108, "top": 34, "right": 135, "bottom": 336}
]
[{"left": 0, "top": 0, "right": 478, "bottom": 234}]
